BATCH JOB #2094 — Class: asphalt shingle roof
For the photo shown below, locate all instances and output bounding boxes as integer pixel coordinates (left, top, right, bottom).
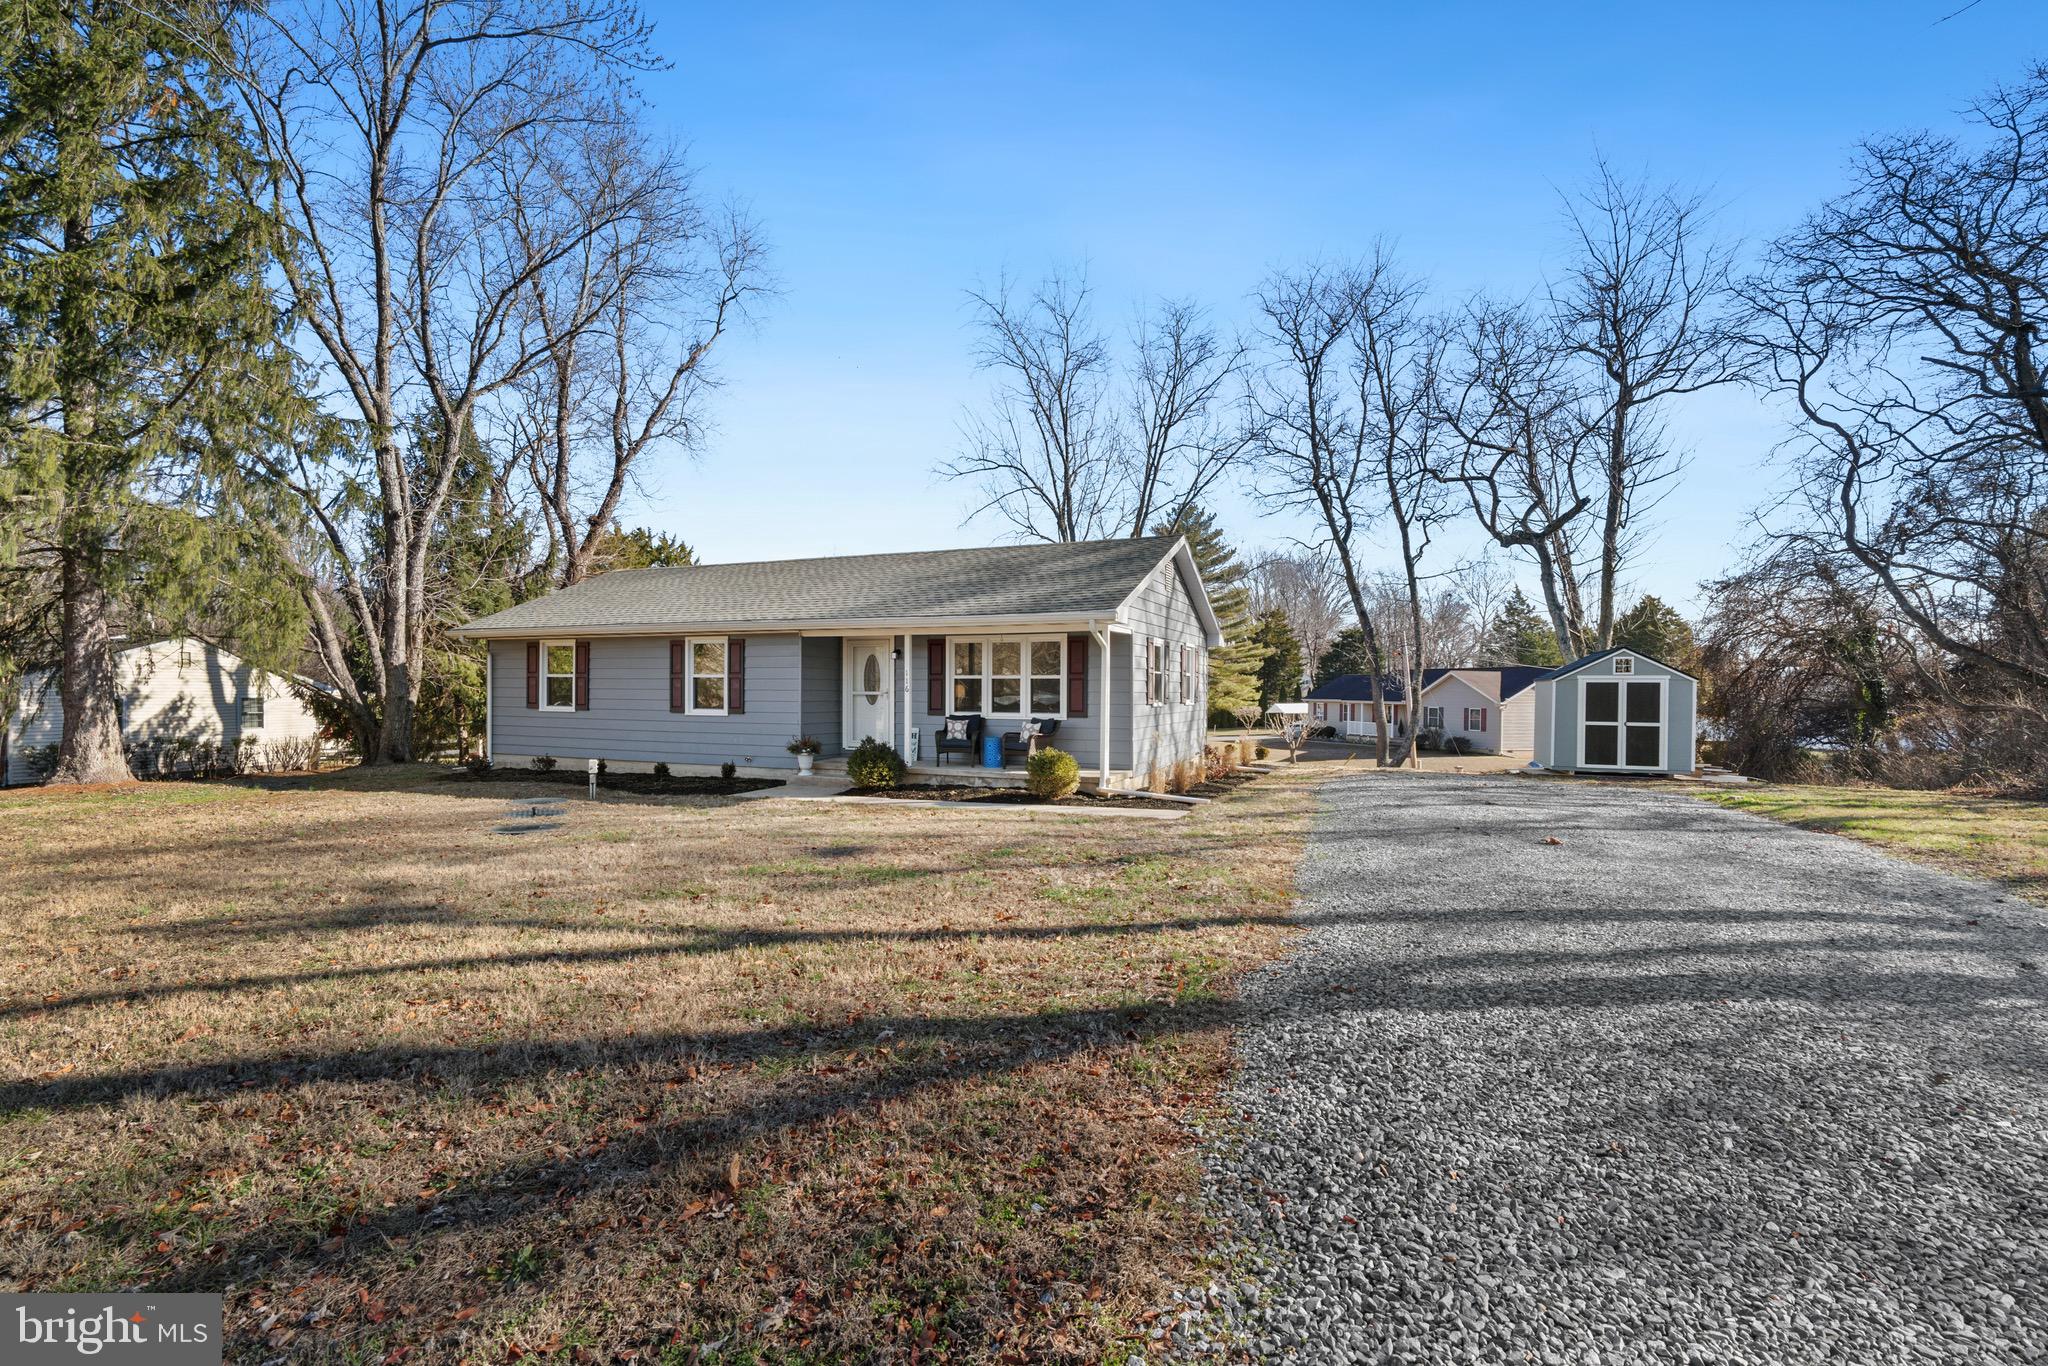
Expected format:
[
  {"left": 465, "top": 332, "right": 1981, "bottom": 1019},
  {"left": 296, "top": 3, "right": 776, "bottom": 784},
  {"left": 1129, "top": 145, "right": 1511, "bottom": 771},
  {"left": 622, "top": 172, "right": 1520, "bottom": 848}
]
[
  {"left": 457, "top": 535, "right": 1184, "bottom": 635},
  {"left": 1307, "top": 673, "right": 1409, "bottom": 703}
]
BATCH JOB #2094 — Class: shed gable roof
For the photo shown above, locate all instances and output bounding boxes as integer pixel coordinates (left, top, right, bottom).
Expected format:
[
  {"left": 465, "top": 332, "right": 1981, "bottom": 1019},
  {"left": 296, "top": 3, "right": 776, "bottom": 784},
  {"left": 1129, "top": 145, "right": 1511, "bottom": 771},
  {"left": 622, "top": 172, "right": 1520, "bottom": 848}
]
[
  {"left": 1540, "top": 646, "right": 1699, "bottom": 684},
  {"left": 456, "top": 535, "right": 1219, "bottom": 639}
]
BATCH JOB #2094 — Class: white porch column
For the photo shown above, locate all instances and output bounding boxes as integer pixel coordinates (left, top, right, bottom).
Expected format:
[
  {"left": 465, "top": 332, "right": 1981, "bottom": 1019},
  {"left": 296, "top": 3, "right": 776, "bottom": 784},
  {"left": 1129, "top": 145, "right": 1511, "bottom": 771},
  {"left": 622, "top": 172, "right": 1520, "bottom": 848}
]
[
  {"left": 1091, "top": 623, "right": 1111, "bottom": 789},
  {"left": 900, "top": 632, "right": 911, "bottom": 762}
]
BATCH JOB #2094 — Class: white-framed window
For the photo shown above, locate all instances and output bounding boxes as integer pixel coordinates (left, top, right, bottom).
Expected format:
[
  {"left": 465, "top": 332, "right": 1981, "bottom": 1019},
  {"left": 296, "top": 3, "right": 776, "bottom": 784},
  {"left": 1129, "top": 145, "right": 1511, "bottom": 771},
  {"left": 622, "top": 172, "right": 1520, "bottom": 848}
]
[
  {"left": 1145, "top": 639, "right": 1165, "bottom": 705},
  {"left": 948, "top": 636, "right": 1065, "bottom": 717},
  {"left": 1613, "top": 656, "right": 1634, "bottom": 675},
  {"left": 1464, "top": 706, "right": 1489, "bottom": 733},
  {"left": 240, "top": 697, "right": 265, "bottom": 728},
  {"left": 542, "top": 640, "right": 577, "bottom": 710},
  {"left": 1423, "top": 705, "right": 1444, "bottom": 730},
  {"left": 1179, "top": 646, "right": 1192, "bottom": 704},
  {"left": 687, "top": 637, "right": 728, "bottom": 714}
]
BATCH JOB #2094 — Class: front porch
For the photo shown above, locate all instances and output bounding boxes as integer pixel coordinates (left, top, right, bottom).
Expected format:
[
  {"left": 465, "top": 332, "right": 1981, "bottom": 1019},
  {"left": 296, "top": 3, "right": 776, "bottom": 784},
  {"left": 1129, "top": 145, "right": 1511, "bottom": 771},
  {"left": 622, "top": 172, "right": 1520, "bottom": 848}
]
[{"left": 811, "top": 754, "right": 1046, "bottom": 789}]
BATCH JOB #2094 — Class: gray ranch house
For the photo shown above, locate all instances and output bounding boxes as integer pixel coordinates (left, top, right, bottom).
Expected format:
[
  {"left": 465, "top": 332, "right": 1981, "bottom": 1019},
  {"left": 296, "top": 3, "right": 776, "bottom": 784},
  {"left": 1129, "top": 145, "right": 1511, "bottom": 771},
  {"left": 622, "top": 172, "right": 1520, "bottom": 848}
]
[{"left": 454, "top": 534, "right": 1223, "bottom": 789}]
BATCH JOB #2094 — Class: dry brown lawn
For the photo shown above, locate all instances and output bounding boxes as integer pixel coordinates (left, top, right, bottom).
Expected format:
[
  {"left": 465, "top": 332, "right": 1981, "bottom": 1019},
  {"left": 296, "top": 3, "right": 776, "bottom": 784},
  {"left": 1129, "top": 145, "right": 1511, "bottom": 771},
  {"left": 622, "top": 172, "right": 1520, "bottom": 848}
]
[{"left": 0, "top": 765, "right": 1317, "bottom": 1364}]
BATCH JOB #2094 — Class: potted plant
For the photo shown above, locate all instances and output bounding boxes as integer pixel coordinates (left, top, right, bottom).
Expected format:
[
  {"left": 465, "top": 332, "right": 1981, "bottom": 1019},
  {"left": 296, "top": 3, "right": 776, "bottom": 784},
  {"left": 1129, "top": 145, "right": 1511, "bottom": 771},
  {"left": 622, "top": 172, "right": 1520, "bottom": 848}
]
[{"left": 786, "top": 735, "right": 823, "bottom": 775}]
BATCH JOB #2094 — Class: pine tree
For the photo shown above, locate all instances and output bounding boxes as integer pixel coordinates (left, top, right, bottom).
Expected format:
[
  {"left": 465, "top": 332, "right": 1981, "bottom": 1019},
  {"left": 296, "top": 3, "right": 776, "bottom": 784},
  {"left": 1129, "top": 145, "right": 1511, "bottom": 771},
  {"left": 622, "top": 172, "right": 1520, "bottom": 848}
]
[
  {"left": 1251, "top": 610, "right": 1302, "bottom": 710},
  {"left": 1479, "top": 589, "right": 1564, "bottom": 668},
  {"left": 0, "top": 0, "right": 294, "bottom": 783},
  {"left": 1153, "top": 507, "right": 1265, "bottom": 720},
  {"left": 592, "top": 527, "right": 697, "bottom": 571},
  {"left": 1315, "top": 628, "right": 1376, "bottom": 687},
  {"left": 1612, "top": 594, "right": 1696, "bottom": 668}
]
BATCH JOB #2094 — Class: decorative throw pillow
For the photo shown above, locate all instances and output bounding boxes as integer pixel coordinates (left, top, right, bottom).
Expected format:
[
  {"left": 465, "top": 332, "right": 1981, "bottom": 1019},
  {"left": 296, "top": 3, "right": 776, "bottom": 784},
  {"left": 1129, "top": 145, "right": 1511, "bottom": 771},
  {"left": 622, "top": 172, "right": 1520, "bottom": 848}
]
[
  {"left": 944, "top": 717, "right": 970, "bottom": 741},
  {"left": 1021, "top": 720, "right": 1041, "bottom": 740}
]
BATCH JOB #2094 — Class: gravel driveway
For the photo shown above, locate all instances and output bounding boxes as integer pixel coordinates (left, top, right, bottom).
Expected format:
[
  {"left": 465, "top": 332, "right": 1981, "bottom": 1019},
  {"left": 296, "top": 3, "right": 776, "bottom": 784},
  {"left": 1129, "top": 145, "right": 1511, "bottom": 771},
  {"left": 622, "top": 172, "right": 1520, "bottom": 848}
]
[{"left": 1193, "top": 774, "right": 2047, "bottom": 1365}]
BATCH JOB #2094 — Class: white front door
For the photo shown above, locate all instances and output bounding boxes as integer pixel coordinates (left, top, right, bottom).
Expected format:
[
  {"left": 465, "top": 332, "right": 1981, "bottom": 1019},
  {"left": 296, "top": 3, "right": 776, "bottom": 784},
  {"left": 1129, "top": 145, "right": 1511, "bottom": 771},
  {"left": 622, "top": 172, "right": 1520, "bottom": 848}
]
[{"left": 845, "top": 639, "right": 893, "bottom": 748}]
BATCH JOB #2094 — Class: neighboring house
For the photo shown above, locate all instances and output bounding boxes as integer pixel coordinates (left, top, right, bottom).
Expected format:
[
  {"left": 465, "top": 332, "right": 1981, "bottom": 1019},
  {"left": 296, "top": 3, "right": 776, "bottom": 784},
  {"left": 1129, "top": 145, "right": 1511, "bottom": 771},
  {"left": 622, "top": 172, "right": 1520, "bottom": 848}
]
[
  {"left": 1306, "top": 674, "right": 1410, "bottom": 739},
  {"left": 1310, "top": 666, "right": 1548, "bottom": 754},
  {"left": 451, "top": 534, "right": 1224, "bottom": 789},
  {"left": 1533, "top": 647, "right": 1699, "bottom": 776},
  {"left": 1413, "top": 666, "right": 1549, "bottom": 755},
  {"left": 3, "top": 637, "right": 327, "bottom": 785}
]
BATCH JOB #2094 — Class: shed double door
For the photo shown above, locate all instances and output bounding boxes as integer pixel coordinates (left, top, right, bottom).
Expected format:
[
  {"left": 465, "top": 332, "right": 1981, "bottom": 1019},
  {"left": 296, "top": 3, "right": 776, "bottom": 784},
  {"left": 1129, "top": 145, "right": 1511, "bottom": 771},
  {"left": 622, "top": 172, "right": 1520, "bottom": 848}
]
[{"left": 1582, "top": 678, "right": 1663, "bottom": 770}]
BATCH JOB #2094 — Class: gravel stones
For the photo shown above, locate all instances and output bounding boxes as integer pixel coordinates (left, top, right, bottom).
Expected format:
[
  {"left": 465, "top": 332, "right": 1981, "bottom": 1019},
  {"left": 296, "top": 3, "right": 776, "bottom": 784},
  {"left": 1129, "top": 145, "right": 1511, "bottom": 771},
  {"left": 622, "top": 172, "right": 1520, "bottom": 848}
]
[{"left": 1187, "top": 775, "right": 2048, "bottom": 1364}]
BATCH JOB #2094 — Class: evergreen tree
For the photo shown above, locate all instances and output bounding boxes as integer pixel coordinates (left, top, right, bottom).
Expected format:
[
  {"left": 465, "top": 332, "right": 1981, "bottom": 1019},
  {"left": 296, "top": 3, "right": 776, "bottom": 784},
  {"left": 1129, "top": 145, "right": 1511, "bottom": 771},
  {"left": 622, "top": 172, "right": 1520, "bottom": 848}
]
[
  {"left": 1315, "top": 627, "right": 1376, "bottom": 687},
  {"left": 1479, "top": 589, "right": 1564, "bottom": 668},
  {"left": 1153, "top": 507, "right": 1265, "bottom": 720},
  {"left": 592, "top": 526, "right": 697, "bottom": 571},
  {"left": 0, "top": 0, "right": 294, "bottom": 783},
  {"left": 1251, "top": 609, "right": 1302, "bottom": 710},
  {"left": 1612, "top": 594, "right": 1697, "bottom": 668}
]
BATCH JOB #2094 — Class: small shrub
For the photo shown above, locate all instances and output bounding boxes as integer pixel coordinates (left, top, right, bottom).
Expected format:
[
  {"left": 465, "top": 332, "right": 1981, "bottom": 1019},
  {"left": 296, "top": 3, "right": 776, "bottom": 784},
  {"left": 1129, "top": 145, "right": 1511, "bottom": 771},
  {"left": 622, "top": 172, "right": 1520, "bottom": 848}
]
[
  {"left": 597, "top": 758, "right": 609, "bottom": 778},
  {"left": 17, "top": 743, "right": 60, "bottom": 780},
  {"left": 260, "top": 737, "right": 318, "bottom": 773},
  {"left": 785, "top": 735, "right": 822, "bottom": 756},
  {"left": 1204, "top": 745, "right": 1235, "bottom": 782},
  {"left": 1254, "top": 744, "right": 1269, "bottom": 760},
  {"left": 1167, "top": 758, "right": 1202, "bottom": 794},
  {"left": 719, "top": 760, "right": 738, "bottom": 783},
  {"left": 846, "top": 737, "right": 906, "bottom": 789},
  {"left": 1145, "top": 767, "right": 1169, "bottom": 794},
  {"left": 1025, "top": 746, "right": 1080, "bottom": 800},
  {"left": 531, "top": 754, "right": 557, "bottom": 772},
  {"left": 464, "top": 754, "right": 492, "bottom": 777},
  {"left": 652, "top": 761, "right": 671, "bottom": 780},
  {"left": 1238, "top": 737, "right": 1256, "bottom": 765}
]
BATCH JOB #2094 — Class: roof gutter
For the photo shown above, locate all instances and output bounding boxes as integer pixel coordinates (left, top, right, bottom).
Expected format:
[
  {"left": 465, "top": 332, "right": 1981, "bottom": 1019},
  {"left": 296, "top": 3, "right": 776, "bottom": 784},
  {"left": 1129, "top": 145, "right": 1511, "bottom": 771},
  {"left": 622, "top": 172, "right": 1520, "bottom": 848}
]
[{"left": 451, "top": 611, "right": 1111, "bottom": 641}]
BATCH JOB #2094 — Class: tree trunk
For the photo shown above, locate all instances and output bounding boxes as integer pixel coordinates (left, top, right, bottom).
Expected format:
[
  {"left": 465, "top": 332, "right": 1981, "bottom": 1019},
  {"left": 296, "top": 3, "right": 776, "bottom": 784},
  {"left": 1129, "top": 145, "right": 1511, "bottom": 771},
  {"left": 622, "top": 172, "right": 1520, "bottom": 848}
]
[{"left": 49, "top": 549, "right": 134, "bottom": 786}]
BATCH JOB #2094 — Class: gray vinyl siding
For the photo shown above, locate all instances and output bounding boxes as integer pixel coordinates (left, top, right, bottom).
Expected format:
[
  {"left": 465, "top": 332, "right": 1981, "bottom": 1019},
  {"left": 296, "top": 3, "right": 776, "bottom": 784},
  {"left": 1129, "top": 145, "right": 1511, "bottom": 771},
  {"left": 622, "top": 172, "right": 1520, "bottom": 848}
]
[
  {"left": 1116, "top": 558, "right": 1210, "bottom": 780},
  {"left": 903, "top": 632, "right": 1105, "bottom": 773},
  {"left": 1534, "top": 652, "right": 1697, "bottom": 774},
  {"left": 5, "top": 638, "right": 323, "bottom": 785},
  {"left": 489, "top": 635, "right": 804, "bottom": 771},
  {"left": 799, "top": 638, "right": 843, "bottom": 754}
]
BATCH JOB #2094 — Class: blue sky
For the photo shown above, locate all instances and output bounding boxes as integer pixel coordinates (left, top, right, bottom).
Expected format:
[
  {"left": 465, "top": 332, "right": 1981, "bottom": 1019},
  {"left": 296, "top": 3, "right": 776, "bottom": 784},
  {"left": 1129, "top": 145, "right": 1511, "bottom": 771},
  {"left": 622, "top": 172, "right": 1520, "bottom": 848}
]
[{"left": 625, "top": 2, "right": 2039, "bottom": 613}]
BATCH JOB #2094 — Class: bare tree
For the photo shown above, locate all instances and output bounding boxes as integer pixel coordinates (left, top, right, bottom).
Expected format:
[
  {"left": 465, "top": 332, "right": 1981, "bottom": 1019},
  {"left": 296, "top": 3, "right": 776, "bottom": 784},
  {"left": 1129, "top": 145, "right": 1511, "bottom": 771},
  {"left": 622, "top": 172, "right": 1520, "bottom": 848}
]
[
  {"left": 1248, "top": 549, "right": 1345, "bottom": 670},
  {"left": 1436, "top": 297, "right": 1596, "bottom": 660},
  {"left": 232, "top": 0, "right": 663, "bottom": 760},
  {"left": 1125, "top": 299, "right": 1252, "bottom": 534},
  {"left": 942, "top": 273, "right": 1122, "bottom": 542},
  {"left": 1448, "top": 554, "right": 1515, "bottom": 662},
  {"left": 502, "top": 137, "right": 765, "bottom": 591},
  {"left": 1347, "top": 254, "right": 1451, "bottom": 764},
  {"left": 1554, "top": 160, "right": 1746, "bottom": 647},
  {"left": 1247, "top": 261, "right": 1404, "bottom": 765},
  {"left": 942, "top": 274, "right": 1249, "bottom": 542},
  {"left": 1746, "top": 63, "right": 2048, "bottom": 700}
]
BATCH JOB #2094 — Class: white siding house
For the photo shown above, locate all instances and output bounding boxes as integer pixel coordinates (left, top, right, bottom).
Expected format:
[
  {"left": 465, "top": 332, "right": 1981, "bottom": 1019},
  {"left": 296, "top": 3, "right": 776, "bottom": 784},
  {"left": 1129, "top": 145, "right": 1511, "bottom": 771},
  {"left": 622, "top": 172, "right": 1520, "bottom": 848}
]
[
  {"left": 4, "top": 637, "right": 326, "bottom": 785},
  {"left": 1414, "top": 666, "right": 1547, "bottom": 755}
]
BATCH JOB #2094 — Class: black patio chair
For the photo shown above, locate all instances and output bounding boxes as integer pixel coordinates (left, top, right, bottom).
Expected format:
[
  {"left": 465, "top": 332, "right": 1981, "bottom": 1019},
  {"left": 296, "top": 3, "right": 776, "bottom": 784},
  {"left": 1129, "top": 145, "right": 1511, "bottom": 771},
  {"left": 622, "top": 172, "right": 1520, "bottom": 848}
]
[
  {"left": 1001, "top": 717, "right": 1061, "bottom": 766},
  {"left": 934, "top": 714, "right": 984, "bottom": 766}
]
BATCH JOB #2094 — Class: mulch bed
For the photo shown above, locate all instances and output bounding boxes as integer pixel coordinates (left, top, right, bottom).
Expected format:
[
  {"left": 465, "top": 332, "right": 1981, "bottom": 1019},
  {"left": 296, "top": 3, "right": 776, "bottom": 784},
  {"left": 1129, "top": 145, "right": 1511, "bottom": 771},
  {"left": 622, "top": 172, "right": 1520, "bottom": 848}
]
[
  {"left": 1184, "top": 769, "right": 1266, "bottom": 799},
  {"left": 843, "top": 783, "right": 1191, "bottom": 811},
  {"left": 450, "top": 767, "right": 784, "bottom": 796}
]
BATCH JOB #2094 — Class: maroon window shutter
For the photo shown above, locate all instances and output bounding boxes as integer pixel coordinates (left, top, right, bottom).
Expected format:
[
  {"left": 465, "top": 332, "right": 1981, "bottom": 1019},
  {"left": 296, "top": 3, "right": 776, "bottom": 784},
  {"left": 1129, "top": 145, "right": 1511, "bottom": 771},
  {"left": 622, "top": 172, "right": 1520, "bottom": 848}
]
[
  {"left": 669, "top": 641, "right": 685, "bottom": 712},
  {"left": 927, "top": 639, "right": 947, "bottom": 714},
  {"left": 574, "top": 640, "right": 591, "bottom": 710},
  {"left": 728, "top": 638, "right": 745, "bottom": 714},
  {"left": 1066, "top": 634, "right": 1089, "bottom": 717},
  {"left": 525, "top": 641, "right": 539, "bottom": 709}
]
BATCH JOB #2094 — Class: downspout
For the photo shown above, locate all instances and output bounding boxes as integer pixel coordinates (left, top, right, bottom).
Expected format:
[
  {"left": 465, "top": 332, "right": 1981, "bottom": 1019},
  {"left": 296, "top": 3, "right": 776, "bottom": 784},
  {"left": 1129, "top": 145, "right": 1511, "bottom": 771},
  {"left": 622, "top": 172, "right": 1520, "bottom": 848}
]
[
  {"left": 1089, "top": 620, "right": 1111, "bottom": 789},
  {"left": 484, "top": 645, "right": 494, "bottom": 765}
]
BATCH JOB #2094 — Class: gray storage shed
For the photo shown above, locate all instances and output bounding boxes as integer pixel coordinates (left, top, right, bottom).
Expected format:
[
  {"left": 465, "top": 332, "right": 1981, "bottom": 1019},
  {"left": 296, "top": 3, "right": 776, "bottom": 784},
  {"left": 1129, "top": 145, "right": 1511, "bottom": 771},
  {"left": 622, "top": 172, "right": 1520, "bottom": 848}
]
[{"left": 1532, "top": 648, "right": 1697, "bottom": 775}]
